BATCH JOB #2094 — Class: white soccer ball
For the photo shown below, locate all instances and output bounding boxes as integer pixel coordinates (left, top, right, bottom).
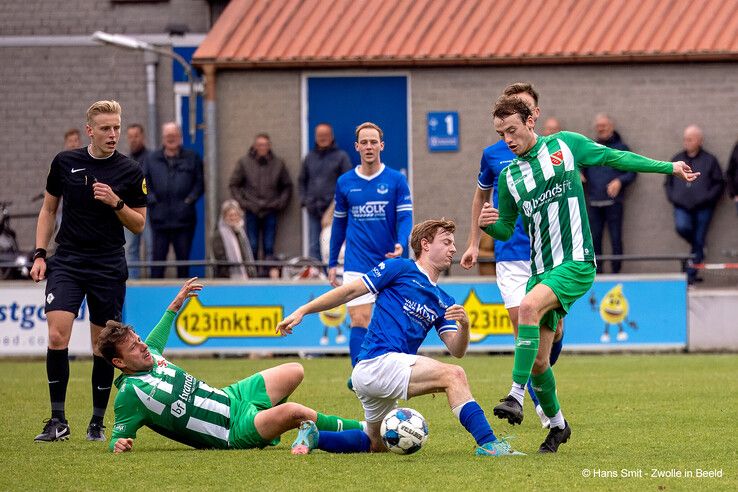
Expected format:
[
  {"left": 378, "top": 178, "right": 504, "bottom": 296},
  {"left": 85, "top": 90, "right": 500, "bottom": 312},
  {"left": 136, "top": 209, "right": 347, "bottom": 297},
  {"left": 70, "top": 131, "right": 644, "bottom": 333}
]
[{"left": 380, "top": 407, "right": 429, "bottom": 455}]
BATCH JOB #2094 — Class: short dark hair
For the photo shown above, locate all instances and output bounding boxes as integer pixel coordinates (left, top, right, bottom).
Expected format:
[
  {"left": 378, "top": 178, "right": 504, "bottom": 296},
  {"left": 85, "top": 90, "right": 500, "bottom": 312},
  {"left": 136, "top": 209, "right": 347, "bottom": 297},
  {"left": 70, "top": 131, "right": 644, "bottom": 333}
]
[
  {"left": 503, "top": 82, "right": 539, "bottom": 105},
  {"left": 255, "top": 133, "right": 271, "bottom": 141},
  {"left": 64, "top": 128, "right": 80, "bottom": 139},
  {"left": 410, "top": 218, "right": 456, "bottom": 258},
  {"left": 127, "top": 123, "right": 145, "bottom": 133},
  {"left": 493, "top": 96, "right": 533, "bottom": 124},
  {"left": 97, "top": 320, "right": 135, "bottom": 367}
]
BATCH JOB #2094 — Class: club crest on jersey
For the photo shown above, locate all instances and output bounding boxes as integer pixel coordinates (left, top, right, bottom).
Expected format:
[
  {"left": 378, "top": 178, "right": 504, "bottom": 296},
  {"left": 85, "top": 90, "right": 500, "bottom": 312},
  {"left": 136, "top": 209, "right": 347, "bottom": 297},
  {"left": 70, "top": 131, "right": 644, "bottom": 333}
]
[
  {"left": 551, "top": 150, "right": 564, "bottom": 166},
  {"left": 376, "top": 183, "right": 389, "bottom": 194}
]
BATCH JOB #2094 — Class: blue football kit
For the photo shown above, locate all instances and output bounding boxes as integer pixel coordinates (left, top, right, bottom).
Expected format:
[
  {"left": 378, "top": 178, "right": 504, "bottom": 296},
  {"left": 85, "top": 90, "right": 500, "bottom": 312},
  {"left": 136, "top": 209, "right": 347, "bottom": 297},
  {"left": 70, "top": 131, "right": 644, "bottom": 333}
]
[
  {"left": 357, "top": 258, "right": 457, "bottom": 362},
  {"left": 477, "top": 140, "right": 530, "bottom": 262},
  {"left": 329, "top": 164, "right": 413, "bottom": 273}
]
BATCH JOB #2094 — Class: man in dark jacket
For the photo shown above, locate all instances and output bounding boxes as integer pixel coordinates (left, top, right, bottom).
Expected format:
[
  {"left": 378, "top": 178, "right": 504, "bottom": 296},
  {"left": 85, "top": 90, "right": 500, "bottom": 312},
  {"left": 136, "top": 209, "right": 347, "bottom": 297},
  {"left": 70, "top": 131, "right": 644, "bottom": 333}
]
[
  {"left": 299, "top": 123, "right": 352, "bottom": 260},
  {"left": 144, "top": 122, "right": 204, "bottom": 278},
  {"left": 665, "top": 125, "right": 725, "bottom": 283},
  {"left": 229, "top": 133, "right": 292, "bottom": 266},
  {"left": 124, "top": 123, "right": 152, "bottom": 279},
  {"left": 727, "top": 140, "right": 738, "bottom": 215},
  {"left": 581, "top": 114, "right": 636, "bottom": 274}
]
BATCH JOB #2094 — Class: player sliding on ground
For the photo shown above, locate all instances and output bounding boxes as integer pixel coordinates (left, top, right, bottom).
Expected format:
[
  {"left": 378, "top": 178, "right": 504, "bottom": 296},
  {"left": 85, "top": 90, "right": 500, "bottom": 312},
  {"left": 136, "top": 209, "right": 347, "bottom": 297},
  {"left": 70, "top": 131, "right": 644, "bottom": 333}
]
[
  {"left": 99, "top": 277, "right": 363, "bottom": 453},
  {"left": 278, "top": 219, "right": 524, "bottom": 457},
  {"left": 479, "top": 95, "right": 700, "bottom": 453}
]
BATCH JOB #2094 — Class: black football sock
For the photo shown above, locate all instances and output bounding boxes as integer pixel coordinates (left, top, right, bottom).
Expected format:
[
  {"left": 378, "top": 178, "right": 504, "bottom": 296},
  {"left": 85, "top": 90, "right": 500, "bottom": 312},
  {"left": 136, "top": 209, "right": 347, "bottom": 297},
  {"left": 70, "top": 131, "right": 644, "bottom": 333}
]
[
  {"left": 47, "top": 348, "right": 69, "bottom": 422},
  {"left": 90, "top": 355, "right": 114, "bottom": 425}
]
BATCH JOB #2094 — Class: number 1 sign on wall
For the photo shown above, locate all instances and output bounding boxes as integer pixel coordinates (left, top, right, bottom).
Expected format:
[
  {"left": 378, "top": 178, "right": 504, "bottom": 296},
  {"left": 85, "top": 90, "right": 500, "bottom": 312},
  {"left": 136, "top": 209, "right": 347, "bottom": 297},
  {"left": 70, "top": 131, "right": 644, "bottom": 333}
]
[{"left": 427, "top": 111, "right": 459, "bottom": 152}]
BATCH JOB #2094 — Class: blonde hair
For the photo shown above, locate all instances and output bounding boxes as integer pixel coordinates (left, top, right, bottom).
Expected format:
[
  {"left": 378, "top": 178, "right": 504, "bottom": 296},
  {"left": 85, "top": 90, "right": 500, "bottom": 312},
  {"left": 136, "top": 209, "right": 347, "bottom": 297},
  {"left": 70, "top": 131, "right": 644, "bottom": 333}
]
[
  {"left": 86, "top": 100, "right": 121, "bottom": 125},
  {"left": 354, "top": 121, "right": 383, "bottom": 141},
  {"left": 410, "top": 218, "right": 456, "bottom": 258}
]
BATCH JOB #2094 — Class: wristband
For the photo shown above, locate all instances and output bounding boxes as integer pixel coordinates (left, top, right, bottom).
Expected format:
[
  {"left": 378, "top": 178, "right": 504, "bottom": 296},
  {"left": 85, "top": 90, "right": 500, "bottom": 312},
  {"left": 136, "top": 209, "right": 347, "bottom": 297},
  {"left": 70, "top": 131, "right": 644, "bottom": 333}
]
[
  {"left": 113, "top": 199, "right": 125, "bottom": 211},
  {"left": 33, "top": 248, "right": 47, "bottom": 260}
]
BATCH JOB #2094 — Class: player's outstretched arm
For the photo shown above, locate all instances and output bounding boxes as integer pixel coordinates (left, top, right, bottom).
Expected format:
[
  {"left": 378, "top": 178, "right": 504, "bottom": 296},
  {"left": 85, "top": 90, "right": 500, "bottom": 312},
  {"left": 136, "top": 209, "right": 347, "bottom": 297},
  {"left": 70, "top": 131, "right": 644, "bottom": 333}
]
[
  {"left": 167, "top": 277, "right": 204, "bottom": 313},
  {"left": 671, "top": 161, "right": 700, "bottom": 182},
  {"left": 439, "top": 304, "right": 470, "bottom": 358},
  {"left": 461, "top": 187, "right": 491, "bottom": 270},
  {"left": 145, "top": 277, "right": 204, "bottom": 352},
  {"left": 113, "top": 438, "right": 134, "bottom": 454},
  {"left": 277, "top": 279, "right": 369, "bottom": 335}
]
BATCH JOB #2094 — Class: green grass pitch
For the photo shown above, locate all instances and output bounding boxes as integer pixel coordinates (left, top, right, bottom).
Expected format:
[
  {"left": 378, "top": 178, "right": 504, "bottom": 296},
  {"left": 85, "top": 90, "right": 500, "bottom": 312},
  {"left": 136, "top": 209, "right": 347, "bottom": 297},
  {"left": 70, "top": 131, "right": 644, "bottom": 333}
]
[{"left": 2, "top": 353, "right": 736, "bottom": 491}]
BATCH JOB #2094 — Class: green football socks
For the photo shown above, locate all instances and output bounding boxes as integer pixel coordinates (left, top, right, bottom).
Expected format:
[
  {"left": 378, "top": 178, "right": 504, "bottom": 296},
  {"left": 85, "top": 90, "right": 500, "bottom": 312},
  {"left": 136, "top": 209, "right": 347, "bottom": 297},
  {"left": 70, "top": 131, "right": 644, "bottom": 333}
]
[
  {"left": 530, "top": 366, "right": 560, "bottom": 417},
  {"left": 512, "top": 324, "right": 540, "bottom": 385},
  {"left": 316, "top": 413, "right": 363, "bottom": 432}
]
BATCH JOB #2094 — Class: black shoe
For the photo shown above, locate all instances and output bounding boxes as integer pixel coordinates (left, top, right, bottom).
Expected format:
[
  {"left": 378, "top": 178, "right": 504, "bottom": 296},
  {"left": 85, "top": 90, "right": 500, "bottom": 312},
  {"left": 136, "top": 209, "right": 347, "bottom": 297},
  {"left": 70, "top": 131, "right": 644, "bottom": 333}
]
[
  {"left": 538, "top": 420, "right": 571, "bottom": 453},
  {"left": 34, "top": 418, "right": 70, "bottom": 442},
  {"left": 86, "top": 422, "right": 106, "bottom": 442},
  {"left": 493, "top": 395, "right": 524, "bottom": 425}
]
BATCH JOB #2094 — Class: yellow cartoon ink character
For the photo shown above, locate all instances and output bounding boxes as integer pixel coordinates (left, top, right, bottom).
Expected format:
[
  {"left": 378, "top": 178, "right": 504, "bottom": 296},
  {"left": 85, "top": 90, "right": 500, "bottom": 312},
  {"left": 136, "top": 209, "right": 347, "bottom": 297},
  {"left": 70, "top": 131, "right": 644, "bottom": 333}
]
[
  {"left": 318, "top": 304, "right": 348, "bottom": 346},
  {"left": 589, "top": 284, "right": 638, "bottom": 343}
]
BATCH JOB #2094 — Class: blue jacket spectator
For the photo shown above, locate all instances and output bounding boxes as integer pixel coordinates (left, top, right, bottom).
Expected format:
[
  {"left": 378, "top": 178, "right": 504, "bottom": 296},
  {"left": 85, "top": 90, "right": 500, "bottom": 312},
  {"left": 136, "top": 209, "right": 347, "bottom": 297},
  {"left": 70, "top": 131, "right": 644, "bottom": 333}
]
[
  {"left": 144, "top": 122, "right": 204, "bottom": 278},
  {"left": 664, "top": 125, "right": 725, "bottom": 283},
  {"left": 582, "top": 114, "right": 635, "bottom": 273}
]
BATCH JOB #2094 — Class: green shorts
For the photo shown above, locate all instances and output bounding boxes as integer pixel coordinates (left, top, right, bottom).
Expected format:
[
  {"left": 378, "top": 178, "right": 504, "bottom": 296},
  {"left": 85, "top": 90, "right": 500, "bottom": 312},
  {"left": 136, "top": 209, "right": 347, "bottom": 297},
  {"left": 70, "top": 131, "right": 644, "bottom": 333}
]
[
  {"left": 223, "top": 373, "right": 279, "bottom": 450},
  {"left": 526, "top": 260, "right": 596, "bottom": 331}
]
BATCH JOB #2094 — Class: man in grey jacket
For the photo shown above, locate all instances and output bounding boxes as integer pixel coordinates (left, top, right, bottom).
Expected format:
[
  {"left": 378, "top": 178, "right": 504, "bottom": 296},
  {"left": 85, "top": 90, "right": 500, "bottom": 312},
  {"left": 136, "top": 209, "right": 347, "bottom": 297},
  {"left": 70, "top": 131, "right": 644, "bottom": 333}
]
[
  {"left": 299, "top": 123, "right": 352, "bottom": 260},
  {"left": 229, "top": 133, "right": 292, "bottom": 267}
]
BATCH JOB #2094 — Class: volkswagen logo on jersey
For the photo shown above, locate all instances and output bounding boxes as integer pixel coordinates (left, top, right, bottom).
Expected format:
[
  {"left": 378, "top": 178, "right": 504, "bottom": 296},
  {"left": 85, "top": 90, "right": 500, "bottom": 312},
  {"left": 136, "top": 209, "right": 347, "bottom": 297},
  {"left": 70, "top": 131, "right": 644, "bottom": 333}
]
[{"left": 376, "top": 183, "right": 389, "bottom": 194}]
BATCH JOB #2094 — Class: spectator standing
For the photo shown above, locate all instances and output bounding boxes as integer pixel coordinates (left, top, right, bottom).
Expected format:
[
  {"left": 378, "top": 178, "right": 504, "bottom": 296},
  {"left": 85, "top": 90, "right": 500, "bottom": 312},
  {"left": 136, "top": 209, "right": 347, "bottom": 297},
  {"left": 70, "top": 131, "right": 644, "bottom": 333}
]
[
  {"left": 123, "top": 123, "right": 152, "bottom": 279},
  {"left": 299, "top": 123, "right": 352, "bottom": 260},
  {"left": 63, "top": 128, "right": 82, "bottom": 150},
  {"left": 582, "top": 113, "right": 636, "bottom": 273},
  {"left": 727, "top": 139, "right": 738, "bottom": 215},
  {"left": 229, "top": 133, "right": 293, "bottom": 269},
  {"left": 542, "top": 117, "right": 562, "bottom": 136},
  {"left": 145, "top": 122, "right": 204, "bottom": 279},
  {"left": 210, "top": 199, "right": 256, "bottom": 279},
  {"left": 665, "top": 125, "right": 725, "bottom": 283}
]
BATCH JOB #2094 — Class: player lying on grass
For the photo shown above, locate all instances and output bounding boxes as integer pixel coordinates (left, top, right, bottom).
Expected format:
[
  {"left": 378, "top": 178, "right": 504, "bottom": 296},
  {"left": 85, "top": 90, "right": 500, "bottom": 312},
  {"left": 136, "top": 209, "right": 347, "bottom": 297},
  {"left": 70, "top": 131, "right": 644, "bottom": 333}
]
[
  {"left": 479, "top": 95, "right": 699, "bottom": 453},
  {"left": 99, "top": 277, "right": 363, "bottom": 453},
  {"left": 278, "top": 219, "right": 524, "bottom": 457}
]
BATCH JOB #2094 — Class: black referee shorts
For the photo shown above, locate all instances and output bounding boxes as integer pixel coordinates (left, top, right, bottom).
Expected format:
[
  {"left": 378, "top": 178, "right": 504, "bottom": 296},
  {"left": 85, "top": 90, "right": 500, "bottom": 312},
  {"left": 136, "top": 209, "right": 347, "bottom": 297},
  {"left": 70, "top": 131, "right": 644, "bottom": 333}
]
[{"left": 44, "top": 251, "right": 127, "bottom": 326}]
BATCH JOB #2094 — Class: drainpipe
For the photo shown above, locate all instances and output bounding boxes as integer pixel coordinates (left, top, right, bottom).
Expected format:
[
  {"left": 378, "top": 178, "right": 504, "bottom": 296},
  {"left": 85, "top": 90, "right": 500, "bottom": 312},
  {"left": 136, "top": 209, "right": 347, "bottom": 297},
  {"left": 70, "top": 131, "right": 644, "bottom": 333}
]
[
  {"left": 202, "top": 64, "right": 218, "bottom": 274},
  {"left": 143, "top": 50, "right": 159, "bottom": 147}
]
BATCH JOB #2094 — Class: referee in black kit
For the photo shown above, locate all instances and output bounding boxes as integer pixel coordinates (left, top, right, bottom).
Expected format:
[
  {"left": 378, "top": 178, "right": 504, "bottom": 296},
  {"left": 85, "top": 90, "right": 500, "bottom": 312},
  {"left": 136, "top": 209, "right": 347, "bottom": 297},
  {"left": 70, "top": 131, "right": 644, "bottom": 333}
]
[{"left": 30, "top": 100, "right": 147, "bottom": 442}]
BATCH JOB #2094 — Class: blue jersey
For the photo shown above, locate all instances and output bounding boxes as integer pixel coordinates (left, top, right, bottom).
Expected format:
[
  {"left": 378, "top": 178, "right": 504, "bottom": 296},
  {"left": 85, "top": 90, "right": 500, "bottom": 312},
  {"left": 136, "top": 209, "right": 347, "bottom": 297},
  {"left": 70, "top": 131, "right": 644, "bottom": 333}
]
[
  {"left": 478, "top": 140, "right": 530, "bottom": 262},
  {"left": 358, "top": 258, "right": 458, "bottom": 362},
  {"left": 330, "top": 164, "right": 413, "bottom": 272}
]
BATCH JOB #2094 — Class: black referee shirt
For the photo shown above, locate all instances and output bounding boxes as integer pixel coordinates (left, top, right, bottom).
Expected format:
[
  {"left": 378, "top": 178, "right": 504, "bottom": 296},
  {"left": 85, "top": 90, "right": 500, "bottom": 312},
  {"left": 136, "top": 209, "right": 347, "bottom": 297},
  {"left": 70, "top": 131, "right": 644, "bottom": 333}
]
[{"left": 46, "top": 147, "right": 147, "bottom": 255}]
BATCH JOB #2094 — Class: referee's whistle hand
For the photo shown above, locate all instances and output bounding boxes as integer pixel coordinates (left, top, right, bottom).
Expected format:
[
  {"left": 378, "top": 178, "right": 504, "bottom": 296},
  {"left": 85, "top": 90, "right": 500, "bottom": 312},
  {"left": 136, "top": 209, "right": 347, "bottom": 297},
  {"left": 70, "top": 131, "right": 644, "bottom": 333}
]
[{"left": 92, "top": 182, "right": 119, "bottom": 207}]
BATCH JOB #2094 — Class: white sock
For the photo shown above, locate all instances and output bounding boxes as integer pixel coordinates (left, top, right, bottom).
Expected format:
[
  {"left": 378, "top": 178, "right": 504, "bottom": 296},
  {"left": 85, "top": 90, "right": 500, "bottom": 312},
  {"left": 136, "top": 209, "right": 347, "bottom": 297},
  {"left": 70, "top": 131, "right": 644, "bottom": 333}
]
[
  {"left": 548, "top": 410, "right": 565, "bottom": 429},
  {"left": 509, "top": 382, "right": 525, "bottom": 405},
  {"left": 451, "top": 399, "right": 475, "bottom": 420}
]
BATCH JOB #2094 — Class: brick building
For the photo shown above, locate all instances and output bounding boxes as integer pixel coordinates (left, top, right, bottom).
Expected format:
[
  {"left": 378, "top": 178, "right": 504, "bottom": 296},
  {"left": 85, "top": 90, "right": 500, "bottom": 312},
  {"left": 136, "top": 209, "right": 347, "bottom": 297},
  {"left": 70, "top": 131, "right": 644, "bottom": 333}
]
[
  {"left": 194, "top": 0, "right": 738, "bottom": 274},
  {"left": 0, "top": 0, "right": 224, "bottom": 252}
]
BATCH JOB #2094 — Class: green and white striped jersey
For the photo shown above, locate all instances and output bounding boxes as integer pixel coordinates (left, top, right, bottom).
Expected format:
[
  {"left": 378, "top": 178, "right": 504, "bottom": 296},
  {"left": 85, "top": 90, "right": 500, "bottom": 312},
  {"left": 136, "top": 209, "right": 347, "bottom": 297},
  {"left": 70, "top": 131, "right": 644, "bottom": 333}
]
[
  {"left": 109, "top": 311, "right": 232, "bottom": 451},
  {"left": 484, "top": 131, "right": 673, "bottom": 275}
]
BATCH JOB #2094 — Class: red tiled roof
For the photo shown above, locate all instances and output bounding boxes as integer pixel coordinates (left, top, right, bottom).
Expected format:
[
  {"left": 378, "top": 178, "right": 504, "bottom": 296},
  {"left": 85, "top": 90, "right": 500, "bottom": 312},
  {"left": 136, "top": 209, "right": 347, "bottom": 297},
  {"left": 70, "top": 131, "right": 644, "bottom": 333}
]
[{"left": 194, "top": 0, "right": 738, "bottom": 68}]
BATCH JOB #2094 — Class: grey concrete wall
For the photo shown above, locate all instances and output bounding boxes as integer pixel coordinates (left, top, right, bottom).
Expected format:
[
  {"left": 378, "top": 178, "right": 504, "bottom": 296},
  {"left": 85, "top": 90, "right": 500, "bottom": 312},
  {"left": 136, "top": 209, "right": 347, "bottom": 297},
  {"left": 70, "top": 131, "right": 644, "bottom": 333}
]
[
  {"left": 211, "top": 63, "right": 737, "bottom": 270},
  {"left": 409, "top": 63, "right": 738, "bottom": 275},
  {"left": 0, "top": 0, "right": 210, "bottom": 35},
  {"left": 215, "top": 70, "right": 303, "bottom": 259}
]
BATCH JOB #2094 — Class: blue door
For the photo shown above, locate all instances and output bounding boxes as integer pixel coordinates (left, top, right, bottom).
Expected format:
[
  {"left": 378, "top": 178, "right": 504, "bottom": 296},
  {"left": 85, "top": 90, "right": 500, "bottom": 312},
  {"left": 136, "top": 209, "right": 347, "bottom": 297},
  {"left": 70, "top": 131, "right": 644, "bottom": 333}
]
[{"left": 306, "top": 75, "right": 409, "bottom": 175}]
